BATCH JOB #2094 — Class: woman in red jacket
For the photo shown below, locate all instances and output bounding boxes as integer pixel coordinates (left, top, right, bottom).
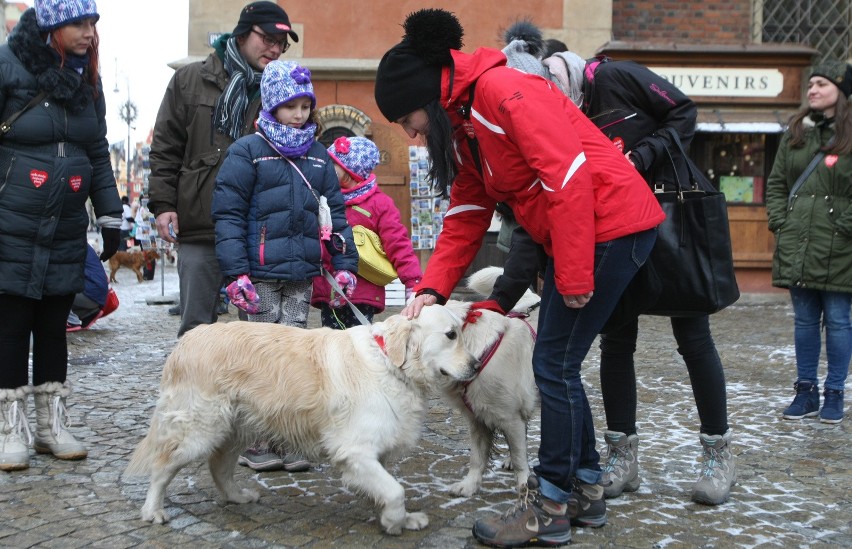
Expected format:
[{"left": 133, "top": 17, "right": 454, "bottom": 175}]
[{"left": 374, "top": 9, "right": 664, "bottom": 547}]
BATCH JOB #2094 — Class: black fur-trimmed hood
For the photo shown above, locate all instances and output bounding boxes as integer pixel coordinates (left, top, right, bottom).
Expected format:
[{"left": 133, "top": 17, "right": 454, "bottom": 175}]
[{"left": 7, "top": 8, "right": 93, "bottom": 113}]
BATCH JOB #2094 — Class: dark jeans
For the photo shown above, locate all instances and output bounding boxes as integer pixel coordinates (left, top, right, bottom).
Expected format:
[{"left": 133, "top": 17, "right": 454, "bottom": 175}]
[
  {"left": 599, "top": 314, "right": 729, "bottom": 436},
  {"left": 0, "top": 293, "right": 75, "bottom": 388},
  {"left": 533, "top": 228, "right": 656, "bottom": 503}
]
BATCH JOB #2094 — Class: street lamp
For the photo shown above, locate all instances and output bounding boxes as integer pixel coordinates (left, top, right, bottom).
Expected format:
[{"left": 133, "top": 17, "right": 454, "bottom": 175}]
[{"left": 113, "top": 63, "right": 137, "bottom": 198}]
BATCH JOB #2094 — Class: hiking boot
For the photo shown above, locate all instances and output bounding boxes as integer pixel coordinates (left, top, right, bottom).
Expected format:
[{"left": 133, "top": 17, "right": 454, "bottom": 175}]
[
  {"left": 782, "top": 381, "right": 820, "bottom": 419},
  {"left": 820, "top": 389, "right": 845, "bottom": 424},
  {"left": 237, "top": 445, "right": 284, "bottom": 471},
  {"left": 167, "top": 305, "right": 180, "bottom": 316},
  {"left": 691, "top": 429, "right": 736, "bottom": 505},
  {"left": 600, "top": 430, "right": 640, "bottom": 498},
  {"left": 282, "top": 451, "right": 310, "bottom": 472},
  {"left": 472, "top": 475, "right": 571, "bottom": 548},
  {"left": 566, "top": 478, "right": 607, "bottom": 527}
]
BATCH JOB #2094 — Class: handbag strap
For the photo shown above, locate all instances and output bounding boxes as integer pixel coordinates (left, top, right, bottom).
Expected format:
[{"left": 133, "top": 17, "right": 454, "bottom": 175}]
[
  {"left": 786, "top": 137, "right": 834, "bottom": 209},
  {"left": 0, "top": 91, "right": 47, "bottom": 135},
  {"left": 662, "top": 127, "right": 714, "bottom": 192}
]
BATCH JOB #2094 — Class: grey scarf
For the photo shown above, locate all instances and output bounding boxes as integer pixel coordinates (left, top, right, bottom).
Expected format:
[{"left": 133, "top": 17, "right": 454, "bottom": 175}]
[{"left": 214, "top": 37, "right": 263, "bottom": 140}]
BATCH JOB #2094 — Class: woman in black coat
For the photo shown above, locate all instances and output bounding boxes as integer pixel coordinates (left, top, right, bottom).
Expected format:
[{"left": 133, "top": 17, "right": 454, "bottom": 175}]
[{"left": 0, "top": 0, "right": 122, "bottom": 472}]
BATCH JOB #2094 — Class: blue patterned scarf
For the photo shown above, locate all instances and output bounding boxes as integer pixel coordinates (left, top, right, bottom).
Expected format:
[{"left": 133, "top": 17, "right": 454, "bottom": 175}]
[{"left": 256, "top": 110, "right": 317, "bottom": 158}]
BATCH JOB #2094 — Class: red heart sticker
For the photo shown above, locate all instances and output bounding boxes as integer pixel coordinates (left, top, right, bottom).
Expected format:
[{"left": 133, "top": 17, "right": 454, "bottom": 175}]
[
  {"left": 30, "top": 170, "right": 48, "bottom": 188},
  {"left": 825, "top": 154, "right": 838, "bottom": 168},
  {"left": 69, "top": 175, "right": 82, "bottom": 191}
]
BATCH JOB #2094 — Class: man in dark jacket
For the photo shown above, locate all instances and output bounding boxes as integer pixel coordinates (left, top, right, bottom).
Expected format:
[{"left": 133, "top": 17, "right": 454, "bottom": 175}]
[{"left": 147, "top": 1, "right": 298, "bottom": 338}]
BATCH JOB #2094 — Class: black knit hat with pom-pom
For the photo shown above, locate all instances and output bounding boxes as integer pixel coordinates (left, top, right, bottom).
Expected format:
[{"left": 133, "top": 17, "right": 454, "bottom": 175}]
[{"left": 374, "top": 9, "right": 464, "bottom": 122}]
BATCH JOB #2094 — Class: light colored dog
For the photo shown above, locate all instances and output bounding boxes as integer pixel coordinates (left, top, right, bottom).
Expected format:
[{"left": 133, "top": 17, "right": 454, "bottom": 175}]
[
  {"left": 124, "top": 305, "right": 478, "bottom": 535},
  {"left": 440, "top": 266, "right": 540, "bottom": 497}
]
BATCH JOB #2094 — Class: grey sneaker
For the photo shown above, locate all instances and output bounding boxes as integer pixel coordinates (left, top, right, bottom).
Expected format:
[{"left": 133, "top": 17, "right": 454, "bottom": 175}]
[
  {"left": 237, "top": 445, "right": 284, "bottom": 471},
  {"left": 691, "top": 429, "right": 736, "bottom": 505},
  {"left": 282, "top": 451, "right": 310, "bottom": 472},
  {"left": 567, "top": 479, "right": 607, "bottom": 527},
  {"left": 600, "top": 430, "right": 640, "bottom": 498},
  {"left": 472, "top": 475, "right": 571, "bottom": 548}
]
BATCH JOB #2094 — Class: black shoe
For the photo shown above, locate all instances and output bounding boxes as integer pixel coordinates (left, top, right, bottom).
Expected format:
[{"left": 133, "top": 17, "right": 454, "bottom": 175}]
[{"left": 168, "top": 305, "right": 180, "bottom": 316}]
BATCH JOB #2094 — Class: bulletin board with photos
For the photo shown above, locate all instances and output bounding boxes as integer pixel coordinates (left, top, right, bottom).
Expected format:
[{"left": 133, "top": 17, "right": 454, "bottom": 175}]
[{"left": 408, "top": 146, "right": 447, "bottom": 250}]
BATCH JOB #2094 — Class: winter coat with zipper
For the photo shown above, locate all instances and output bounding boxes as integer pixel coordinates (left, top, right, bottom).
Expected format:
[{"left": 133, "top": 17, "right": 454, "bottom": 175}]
[
  {"left": 311, "top": 184, "right": 422, "bottom": 313},
  {"left": 212, "top": 134, "right": 359, "bottom": 281},
  {"left": 0, "top": 8, "right": 121, "bottom": 299},
  {"left": 583, "top": 57, "right": 697, "bottom": 188},
  {"left": 765, "top": 116, "right": 852, "bottom": 292},
  {"left": 147, "top": 34, "right": 262, "bottom": 244},
  {"left": 417, "top": 48, "right": 665, "bottom": 300},
  {"left": 488, "top": 54, "right": 697, "bottom": 311}
]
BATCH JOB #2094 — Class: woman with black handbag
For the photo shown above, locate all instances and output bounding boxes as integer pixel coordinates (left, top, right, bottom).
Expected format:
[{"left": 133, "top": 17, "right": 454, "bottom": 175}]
[
  {"left": 490, "top": 25, "right": 737, "bottom": 506},
  {"left": 766, "top": 61, "right": 852, "bottom": 425}
]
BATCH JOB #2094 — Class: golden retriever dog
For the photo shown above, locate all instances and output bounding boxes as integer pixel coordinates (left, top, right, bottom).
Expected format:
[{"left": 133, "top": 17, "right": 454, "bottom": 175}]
[
  {"left": 440, "top": 267, "right": 540, "bottom": 497},
  {"left": 124, "top": 305, "right": 478, "bottom": 535},
  {"left": 108, "top": 249, "right": 160, "bottom": 283}
]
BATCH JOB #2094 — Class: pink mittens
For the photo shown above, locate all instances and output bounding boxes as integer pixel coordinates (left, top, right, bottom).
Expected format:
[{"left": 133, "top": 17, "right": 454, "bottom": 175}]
[{"left": 226, "top": 275, "right": 260, "bottom": 314}]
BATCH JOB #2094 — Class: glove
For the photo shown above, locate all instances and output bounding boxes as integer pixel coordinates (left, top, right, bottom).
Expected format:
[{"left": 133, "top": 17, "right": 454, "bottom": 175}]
[
  {"left": 471, "top": 300, "right": 506, "bottom": 315},
  {"left": 99, "top": 227, "right": 121, "bottom": 261},
  {"left": 226, "top": 275, "right": 260, "bottom": 314},
  {"left": 329, "top": 270, "right": 357, "bottom": 309}
]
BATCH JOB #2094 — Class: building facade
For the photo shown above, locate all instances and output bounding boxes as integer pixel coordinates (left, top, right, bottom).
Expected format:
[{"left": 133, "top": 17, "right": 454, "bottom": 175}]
[{"left": 177, "top": 0, "right": 851, "bottom": 292}]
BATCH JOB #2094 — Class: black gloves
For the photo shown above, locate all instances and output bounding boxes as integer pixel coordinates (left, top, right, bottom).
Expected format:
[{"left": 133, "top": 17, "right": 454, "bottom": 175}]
[{"left": 100, "top": 227, "right": 121, "bottom": 261}]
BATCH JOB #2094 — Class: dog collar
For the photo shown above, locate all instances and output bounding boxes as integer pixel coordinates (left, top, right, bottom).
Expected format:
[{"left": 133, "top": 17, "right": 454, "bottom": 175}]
[{"left": 373, "top": 334, "right": 387, "bottom": 355}]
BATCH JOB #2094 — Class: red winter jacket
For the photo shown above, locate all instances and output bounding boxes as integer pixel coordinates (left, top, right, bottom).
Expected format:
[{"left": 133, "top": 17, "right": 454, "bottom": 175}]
[{"left": 417, "top": 48, "right": 665, "bottom": 299}]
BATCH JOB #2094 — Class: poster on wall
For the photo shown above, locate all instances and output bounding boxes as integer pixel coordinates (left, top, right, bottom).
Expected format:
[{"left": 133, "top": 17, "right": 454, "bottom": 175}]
[{"left": 408, "top": 146, "right": 447, "bottom": 250}]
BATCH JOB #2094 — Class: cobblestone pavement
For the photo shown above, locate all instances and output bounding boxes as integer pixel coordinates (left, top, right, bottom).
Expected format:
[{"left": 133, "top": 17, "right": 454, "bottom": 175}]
[{"left": 1, "top": 264, "right": 850, "bottom": 548}]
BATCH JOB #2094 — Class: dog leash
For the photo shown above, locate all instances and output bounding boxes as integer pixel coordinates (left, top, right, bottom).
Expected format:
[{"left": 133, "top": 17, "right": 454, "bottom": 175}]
[{"left": 322, "top": 268, "right": 371, "bottom": 326}]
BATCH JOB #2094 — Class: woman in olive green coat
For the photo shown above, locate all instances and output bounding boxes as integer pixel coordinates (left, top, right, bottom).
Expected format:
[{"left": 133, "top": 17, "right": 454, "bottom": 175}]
[{"left": 765, "top": 61, "right": 852, "bottom": 425}]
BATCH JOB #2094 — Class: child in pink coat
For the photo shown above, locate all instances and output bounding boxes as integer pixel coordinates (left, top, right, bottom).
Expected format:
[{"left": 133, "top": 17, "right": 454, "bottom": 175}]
[{"left": 311, "top": 136, "right": 421, "bottom": 327}]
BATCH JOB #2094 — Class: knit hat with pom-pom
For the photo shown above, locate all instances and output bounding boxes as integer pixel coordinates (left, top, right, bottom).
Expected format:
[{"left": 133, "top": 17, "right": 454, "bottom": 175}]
[
  {"left": 327, "top": 136, "right": 379, "bottom": 182},
  {"left": 374, "top": 9, "right": 464, "bottom": 122},
  {"left": 261, "top": 60, "right": 315, "bottom": 113}
]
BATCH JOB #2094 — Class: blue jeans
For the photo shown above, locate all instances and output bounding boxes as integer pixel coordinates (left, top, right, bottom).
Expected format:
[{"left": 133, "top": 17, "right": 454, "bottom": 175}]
[
  {"left": 533, "top": 228, "right": 656, "bottom": 503},
  {"left": 790, "top": 287, "right": 852, "bottom": 391}
]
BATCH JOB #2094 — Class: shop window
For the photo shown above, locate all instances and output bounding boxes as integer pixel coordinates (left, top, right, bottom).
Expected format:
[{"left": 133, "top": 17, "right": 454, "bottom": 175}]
[
  {"left": 753, "top": 0, "right": 852, "bottom": 63},
  {"left": 691, "top": 132, "right": 781, "bottom": 205}
]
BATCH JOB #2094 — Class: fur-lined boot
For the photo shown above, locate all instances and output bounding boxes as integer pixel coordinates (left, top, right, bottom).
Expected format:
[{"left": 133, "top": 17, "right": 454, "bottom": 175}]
[
  {"left": 0, "top": 386, "right": 33, "bottom": 471},
  {"left": 33, "top": 381, "right": 87, "bottom": 460}
]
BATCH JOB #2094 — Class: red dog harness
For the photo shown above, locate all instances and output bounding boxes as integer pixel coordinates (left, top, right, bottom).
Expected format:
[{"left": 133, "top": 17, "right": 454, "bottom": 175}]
[{"left": 460, "top": 309, "right": 537, "bottom": 412}]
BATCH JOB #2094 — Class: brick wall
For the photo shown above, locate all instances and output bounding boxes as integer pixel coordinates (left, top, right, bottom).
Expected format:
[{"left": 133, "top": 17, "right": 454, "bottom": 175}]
[{"left": 612, "top": 0, "right": 751, "bottom": 44}]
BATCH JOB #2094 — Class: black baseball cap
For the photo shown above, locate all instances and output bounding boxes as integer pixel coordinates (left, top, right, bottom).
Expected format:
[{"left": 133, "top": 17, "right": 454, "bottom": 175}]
[{"left": 232, "top": 1, "right": 299, "bottom": 42}]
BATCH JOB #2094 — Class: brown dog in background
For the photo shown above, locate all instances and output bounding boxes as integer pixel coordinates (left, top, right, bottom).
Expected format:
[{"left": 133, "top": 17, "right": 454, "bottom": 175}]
[{"left": 108, "top": 249, "right": 160, "bottom": 283}]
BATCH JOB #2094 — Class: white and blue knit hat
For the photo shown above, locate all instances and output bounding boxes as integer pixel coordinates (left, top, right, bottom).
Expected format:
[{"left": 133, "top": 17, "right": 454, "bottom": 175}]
[
  {"left": 35, "top": 0, "right": 99, "bottom": 32},
  {"left": 327, "top": 136, "right": 379, "bottom": 182},
  {"left": 261, "top": 60, "right": 316, "bottom": 113}
]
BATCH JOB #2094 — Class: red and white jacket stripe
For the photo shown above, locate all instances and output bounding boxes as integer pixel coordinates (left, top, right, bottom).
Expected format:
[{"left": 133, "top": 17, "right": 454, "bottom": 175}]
[{"left": 417, "top": 47, "right": 665, "bottom": 299}]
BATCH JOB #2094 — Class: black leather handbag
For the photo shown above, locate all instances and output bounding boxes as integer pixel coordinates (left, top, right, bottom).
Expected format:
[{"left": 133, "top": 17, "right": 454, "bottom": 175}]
[{"left": 640, "top": 128, "right": 740, "bottom": 317}]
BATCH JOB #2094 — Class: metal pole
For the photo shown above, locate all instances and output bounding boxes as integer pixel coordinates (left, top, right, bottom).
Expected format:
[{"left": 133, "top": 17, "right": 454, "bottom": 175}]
[{"left": 126, "top": 83, "right": 131, "bottom": 197}]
